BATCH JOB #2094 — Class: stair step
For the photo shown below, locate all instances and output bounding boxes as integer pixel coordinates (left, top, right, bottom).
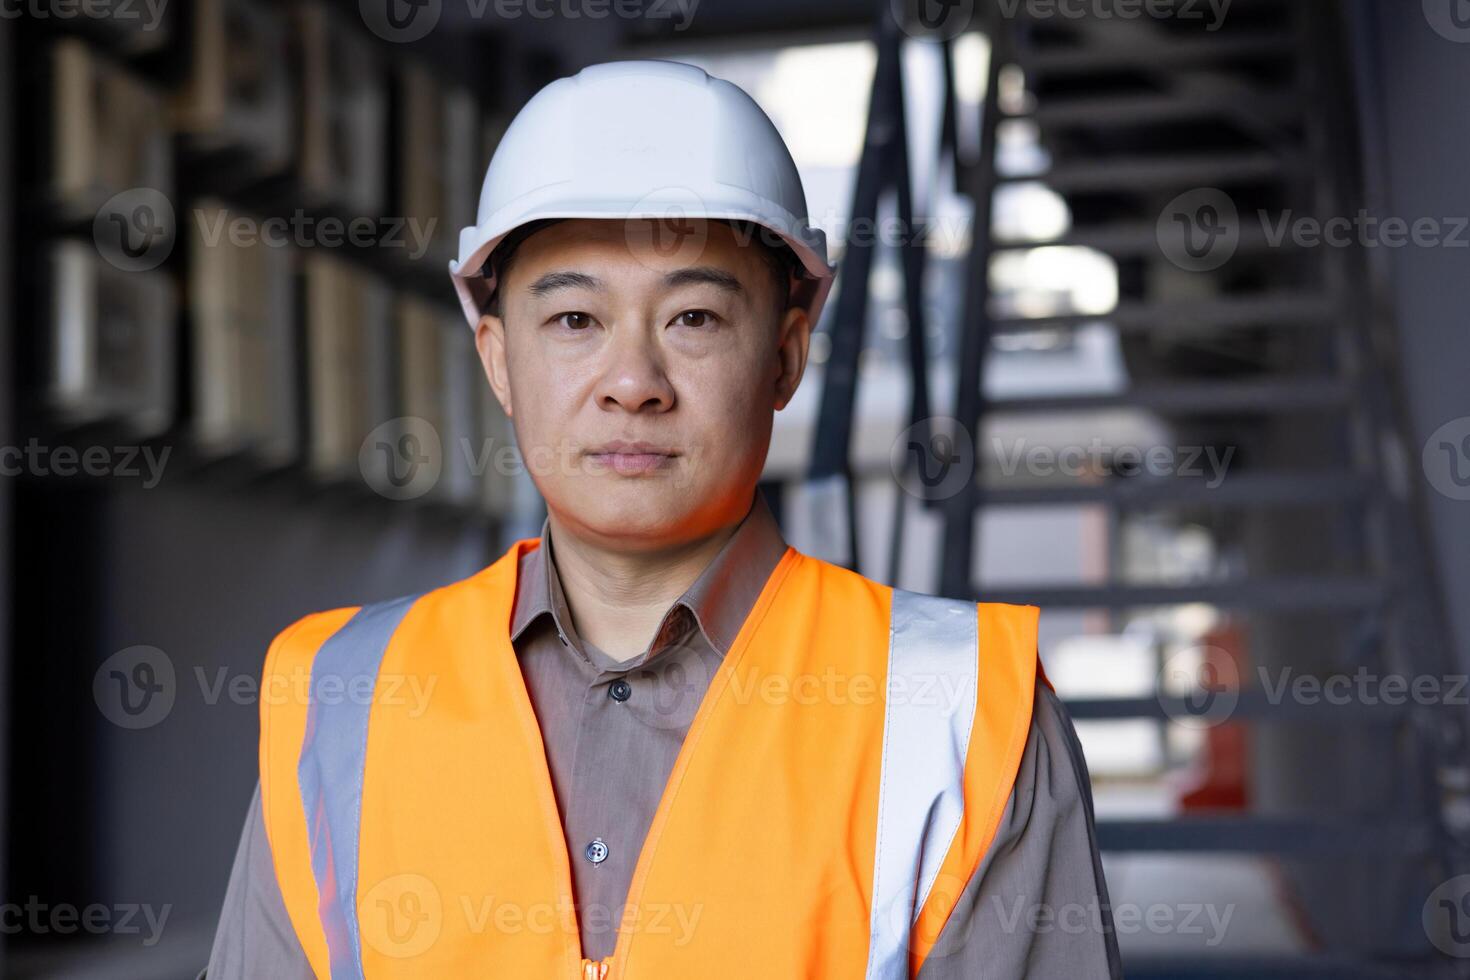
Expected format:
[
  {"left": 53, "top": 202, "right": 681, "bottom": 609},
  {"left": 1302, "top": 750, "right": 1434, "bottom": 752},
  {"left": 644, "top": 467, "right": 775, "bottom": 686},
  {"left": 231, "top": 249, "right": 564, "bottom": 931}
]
[
  {"left": 992, "top": 292, "right": 1336, "bottom": 334},
  {"left": 1096, "top": 816, "right": 1430, "bottom": 854},
  {"left": 1064, "top": 692, "right": 1407, "bottom": 724},
  {"left": 993, "top": 217, "right": 1295, "bottom": 258},
  {"left": 975, "top": 472, "right": 1367, "bottom": 508},
  {"left": 985, "top": 378, "right": 1350, "bottom": 415},
  {"left": 998, "top": 152, "right": 1289, "bottom": 192},
  {"left": 974, "top": 577, "right": 1384, "bottom": 611},
  {"left": 1020, "top": 34, "right": 1295, "bottom": 75},
  {"left": 1022, "top": 92, "right": 1301, "bottom": 130},
  {"left": 1121, "top": 954, "right": 1427, "bottom": 980}
]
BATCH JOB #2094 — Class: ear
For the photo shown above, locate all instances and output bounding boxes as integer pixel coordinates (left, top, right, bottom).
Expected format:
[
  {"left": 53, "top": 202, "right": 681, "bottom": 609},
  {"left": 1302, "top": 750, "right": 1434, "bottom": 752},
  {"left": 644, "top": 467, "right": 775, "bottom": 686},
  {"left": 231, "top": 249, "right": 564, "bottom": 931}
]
[
  {"left": 773, "top": 304, "right": 811, "bottom": 412},
  {"left": 474, "top": 312, "right": 513, "bottom": 417}
]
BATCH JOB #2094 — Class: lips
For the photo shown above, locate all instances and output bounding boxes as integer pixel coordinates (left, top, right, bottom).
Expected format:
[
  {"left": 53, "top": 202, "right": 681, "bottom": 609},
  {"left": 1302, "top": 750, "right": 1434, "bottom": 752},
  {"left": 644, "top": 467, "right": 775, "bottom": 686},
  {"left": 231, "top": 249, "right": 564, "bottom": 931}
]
[
  {"left": 584, "top": 441, "right": 679, "bottom": 476},
  {"left": 589, "top": 440, "right": 677, "bottom": 456}
]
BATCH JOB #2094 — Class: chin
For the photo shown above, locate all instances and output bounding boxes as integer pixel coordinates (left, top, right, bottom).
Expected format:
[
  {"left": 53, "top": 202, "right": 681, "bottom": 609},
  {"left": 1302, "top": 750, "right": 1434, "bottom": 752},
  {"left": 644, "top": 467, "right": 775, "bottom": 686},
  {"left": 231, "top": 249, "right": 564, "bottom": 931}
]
[{"left": 565, "top": 478, "right": 699, "bottom": 536}]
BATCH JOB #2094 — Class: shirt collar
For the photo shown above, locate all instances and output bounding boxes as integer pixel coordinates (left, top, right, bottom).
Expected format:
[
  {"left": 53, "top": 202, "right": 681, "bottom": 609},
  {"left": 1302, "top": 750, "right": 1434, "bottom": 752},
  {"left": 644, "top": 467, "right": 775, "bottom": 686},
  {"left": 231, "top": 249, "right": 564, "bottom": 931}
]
[{"left": 509, "top": 488, "right": 788, "bottom": 663}]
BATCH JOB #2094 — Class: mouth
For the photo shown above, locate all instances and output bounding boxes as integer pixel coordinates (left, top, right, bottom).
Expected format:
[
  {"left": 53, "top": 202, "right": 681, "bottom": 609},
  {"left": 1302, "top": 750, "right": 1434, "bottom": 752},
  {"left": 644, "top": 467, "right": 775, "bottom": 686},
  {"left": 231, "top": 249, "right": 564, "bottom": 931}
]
[{"left": 584, "top": 441, "right": 680, "bottom": 476}]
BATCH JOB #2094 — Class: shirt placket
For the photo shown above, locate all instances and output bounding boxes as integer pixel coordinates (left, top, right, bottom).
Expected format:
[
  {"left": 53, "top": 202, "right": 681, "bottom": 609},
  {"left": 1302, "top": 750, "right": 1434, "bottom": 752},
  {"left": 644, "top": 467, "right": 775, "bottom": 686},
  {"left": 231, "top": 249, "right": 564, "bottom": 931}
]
[{"left": 560, "top": 608, "right": 699, "bottom": 962}]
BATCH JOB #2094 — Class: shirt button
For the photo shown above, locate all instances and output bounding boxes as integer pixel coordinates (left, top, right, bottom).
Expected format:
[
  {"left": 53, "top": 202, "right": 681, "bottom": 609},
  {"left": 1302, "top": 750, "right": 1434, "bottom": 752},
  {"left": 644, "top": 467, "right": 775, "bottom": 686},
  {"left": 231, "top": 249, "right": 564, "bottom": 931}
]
[
  {"left": 609, "top": 679, "right": 632, "bottom": 702},
  {"left": 585, "top": 838, "right": 609, "bottom": 865}
]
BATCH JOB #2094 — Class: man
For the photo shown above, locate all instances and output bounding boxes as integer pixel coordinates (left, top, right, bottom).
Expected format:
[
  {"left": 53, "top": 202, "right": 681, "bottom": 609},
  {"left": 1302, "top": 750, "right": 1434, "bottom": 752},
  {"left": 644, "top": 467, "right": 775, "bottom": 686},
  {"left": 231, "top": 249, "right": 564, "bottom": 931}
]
[{"left": 208, "top": 60, "right": 1121, "bottom": 979}]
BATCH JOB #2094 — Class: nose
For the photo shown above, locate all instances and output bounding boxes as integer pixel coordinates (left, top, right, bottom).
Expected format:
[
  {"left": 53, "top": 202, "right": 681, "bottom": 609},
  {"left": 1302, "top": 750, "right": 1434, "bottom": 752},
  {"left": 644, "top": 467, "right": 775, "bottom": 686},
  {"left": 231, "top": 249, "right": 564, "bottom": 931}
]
[{"left": 594, "top": 324, "right": 675, "bottom": 414}]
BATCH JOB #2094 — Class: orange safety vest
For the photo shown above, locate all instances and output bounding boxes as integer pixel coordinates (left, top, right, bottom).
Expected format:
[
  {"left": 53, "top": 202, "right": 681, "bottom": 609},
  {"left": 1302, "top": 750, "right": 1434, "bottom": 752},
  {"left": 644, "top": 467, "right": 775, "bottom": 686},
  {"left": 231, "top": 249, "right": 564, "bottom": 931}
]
[{"left": 260, "top": 540, "right": 1041, "bottom": 979}]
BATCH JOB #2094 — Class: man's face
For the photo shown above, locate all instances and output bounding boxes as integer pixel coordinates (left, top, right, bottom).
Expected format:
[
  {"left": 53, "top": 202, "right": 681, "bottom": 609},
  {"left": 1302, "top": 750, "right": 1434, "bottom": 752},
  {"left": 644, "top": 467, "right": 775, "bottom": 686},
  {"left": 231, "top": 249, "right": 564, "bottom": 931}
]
[{"left": 474, "top": 219, "right": 810, "bottom": 551}]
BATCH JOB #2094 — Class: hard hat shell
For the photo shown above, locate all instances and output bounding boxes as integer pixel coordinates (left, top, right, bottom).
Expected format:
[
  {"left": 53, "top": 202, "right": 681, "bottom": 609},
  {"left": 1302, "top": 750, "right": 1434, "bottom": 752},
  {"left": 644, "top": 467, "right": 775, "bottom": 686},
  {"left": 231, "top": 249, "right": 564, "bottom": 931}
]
[{"left": 448, "top": 60, "right": 835, "bottom": 328}]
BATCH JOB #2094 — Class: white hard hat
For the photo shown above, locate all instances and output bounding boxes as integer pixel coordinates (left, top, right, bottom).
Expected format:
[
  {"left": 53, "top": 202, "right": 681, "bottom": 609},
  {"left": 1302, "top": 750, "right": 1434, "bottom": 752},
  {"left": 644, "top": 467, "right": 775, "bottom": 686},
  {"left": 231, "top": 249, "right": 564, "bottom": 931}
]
[{"left": 448, "top": 60, "right": 836, "bottom": 328}]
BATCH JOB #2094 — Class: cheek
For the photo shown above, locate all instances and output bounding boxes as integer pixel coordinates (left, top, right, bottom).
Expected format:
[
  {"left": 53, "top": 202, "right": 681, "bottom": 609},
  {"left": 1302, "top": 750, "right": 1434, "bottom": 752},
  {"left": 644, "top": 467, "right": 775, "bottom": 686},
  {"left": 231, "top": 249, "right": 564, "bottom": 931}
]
[
  {"left": 503, "top": 344, "right": 605, "bottom": 497},
  {"left": 708, "top": 359, "right": 772, "bottom": 421},
  {"left": 676, "top": 355, "right": 776, "bottom": 465},
  {"left": 505, "top": 341, "right": 582, "bottom": 429},
  {"left": 503, "top": 357, "right": 564, "bottom": 487}
]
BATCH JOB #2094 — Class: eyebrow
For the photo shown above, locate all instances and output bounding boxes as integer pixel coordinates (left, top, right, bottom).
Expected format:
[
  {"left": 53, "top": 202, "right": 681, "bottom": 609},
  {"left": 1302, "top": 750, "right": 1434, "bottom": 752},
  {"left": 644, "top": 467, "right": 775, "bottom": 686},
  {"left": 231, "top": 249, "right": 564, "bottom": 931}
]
[
  {"left": 524, "top": 266, "right": 745, "bottom": 297},
  {"left": 662, "top": 266, "right": 745, "bottom": 294},
  {"left": 526, "top": 271, "right": 604, "bottom": 296}
]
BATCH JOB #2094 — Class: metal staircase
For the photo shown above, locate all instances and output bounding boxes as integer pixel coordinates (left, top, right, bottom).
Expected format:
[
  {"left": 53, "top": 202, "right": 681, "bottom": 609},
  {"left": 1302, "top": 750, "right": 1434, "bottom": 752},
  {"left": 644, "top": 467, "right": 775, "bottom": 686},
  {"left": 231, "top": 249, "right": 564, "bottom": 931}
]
[{"left": 817, "top": 0, "right": 1469, "bottom": 975}]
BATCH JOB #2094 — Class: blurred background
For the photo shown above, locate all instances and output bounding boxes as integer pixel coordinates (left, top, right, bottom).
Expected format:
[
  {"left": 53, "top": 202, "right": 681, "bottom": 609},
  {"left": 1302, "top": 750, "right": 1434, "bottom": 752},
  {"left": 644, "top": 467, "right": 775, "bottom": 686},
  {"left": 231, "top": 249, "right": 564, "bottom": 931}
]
[{"left": 3, "top": 0, "right": 1470, "bottom": 976}]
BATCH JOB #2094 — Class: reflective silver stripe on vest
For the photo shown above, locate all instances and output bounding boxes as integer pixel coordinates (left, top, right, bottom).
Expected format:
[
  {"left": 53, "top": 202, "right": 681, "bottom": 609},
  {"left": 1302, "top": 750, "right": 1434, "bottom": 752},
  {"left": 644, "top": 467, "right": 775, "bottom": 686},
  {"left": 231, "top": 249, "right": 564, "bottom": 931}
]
[
  {"left": 297, "top": 595, "right": 418, "bottom": 980},
  {"left": 864, "top": 590, "right": 981, "bottom": 980}
]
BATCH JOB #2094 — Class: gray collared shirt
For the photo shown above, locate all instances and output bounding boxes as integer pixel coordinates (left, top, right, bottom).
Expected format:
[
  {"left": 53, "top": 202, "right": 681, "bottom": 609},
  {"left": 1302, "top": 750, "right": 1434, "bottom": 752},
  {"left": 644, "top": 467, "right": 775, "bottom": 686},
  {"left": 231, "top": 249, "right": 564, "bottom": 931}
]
[{"left": 206, "top": 491, "right": 1122, "bottom": 978}]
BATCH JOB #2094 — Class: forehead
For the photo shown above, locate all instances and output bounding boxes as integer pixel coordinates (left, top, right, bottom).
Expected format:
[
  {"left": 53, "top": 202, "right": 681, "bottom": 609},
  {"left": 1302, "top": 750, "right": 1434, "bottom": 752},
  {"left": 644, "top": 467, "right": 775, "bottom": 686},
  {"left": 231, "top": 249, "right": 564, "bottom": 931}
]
[{"left": 501, "top": 218, "right": 766, "bottom": 289}]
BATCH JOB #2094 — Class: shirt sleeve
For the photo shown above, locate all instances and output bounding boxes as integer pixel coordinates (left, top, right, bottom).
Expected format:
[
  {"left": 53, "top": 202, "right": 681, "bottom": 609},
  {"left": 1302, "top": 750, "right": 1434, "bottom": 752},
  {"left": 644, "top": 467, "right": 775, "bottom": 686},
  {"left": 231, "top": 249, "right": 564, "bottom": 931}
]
[
  {"left": 204, "top": 782, "right": 315, "bottom": 980},
  {"left": 917, "top": 682, "right": 1124, "bottom": 980}
]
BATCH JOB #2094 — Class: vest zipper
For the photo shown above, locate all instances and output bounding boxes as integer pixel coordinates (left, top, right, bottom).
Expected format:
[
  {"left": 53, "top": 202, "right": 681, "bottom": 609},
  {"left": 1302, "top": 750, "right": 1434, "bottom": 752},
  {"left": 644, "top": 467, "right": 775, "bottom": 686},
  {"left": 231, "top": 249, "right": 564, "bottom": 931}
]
[{"left": 581, "top": 957, "right": 610, "bottom": 980}]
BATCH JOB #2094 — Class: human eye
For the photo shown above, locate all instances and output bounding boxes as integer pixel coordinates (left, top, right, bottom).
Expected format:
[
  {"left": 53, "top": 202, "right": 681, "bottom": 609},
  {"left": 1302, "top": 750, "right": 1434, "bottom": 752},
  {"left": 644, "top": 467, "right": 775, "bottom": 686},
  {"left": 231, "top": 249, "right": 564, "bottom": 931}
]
[
  {"left": 551, "top": 311, "right": 595, "bottom": 331},
  {"left": 670, "top": 309, "right": 720, "bottom": 329}
]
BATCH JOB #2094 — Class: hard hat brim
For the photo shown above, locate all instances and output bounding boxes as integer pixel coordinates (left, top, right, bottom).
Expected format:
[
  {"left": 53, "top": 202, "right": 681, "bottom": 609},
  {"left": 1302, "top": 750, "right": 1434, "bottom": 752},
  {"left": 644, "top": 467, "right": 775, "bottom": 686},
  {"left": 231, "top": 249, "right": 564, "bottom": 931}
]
[{"left": 448, "top": 199, "right": 836, "bottom": 330}]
